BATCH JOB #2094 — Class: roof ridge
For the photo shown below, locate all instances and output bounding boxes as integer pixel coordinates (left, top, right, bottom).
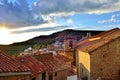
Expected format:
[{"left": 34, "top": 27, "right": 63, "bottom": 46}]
[
  {"left": 77, "top": 28, "right": 120, "bottom": 52},
  {"left": 0, "top": 51, "right": 30, "bottom": 73},
  {"left": 91, "top": 28, "right": 120, "bottom": 38},
  {"left": 100, "top": 28, "right": 120, "bottom": 38}
]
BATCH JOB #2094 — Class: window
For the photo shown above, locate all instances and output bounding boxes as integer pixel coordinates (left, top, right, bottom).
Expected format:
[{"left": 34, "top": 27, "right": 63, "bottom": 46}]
[
  {"left": 81, "top": 68, "right": 84, "bottom": 73},
  {"left": 55, "top": 72, "right": 57, "bottom": 77},
  {"left": 32, "top": 77, "right": 36, "bottom": 80},
  {"left": 42, "top": 72, "right": 46, "bottom": 80},
  {"left": 69, "top": 41, "right": 73, "bottom": 48},
  {"left": 49, "top": 75, "right": 53, "bottom": 80}
]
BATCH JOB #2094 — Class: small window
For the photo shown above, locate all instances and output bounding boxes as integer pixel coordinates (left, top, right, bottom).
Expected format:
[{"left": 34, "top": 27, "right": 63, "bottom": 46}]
[
  {"left": 42, "top": 72, "right": 46, "bottom": 80},
  {"left": 32, "top": 77, "right": 36, "bottom": 80},
  {"left": 55, "top": 72, "right": 57, "bottom": 77},
  {"left": 69, "top": 41, "right": 73, "bottom": 48},
  {"left": 81, "top": 68, "right": 83, "bottom": 73}
]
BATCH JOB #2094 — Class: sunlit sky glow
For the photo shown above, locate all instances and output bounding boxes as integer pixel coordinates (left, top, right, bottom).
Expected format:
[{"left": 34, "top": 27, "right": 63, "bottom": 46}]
[{"left": 0, "top": 0, "right": 120, "bottom": 45}]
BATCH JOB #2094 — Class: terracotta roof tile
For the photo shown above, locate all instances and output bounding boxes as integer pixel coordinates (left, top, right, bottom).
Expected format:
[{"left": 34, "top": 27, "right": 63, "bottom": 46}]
[
  {"left": 77, "top": 28, "right": 120, "bottom": 52},
  {"left": 55, "top": 54, "right": 70, "bottom": 64},
  {"left": 54, "top": 54, "right": 77, "bottom": 76},
  {"left": 0, "top": 51, "right": 30, "bottom": 73},
  {"left": 35, "top": 53, "right": 67, "bottom": 75},
  {"left": 15, "top": 55, "right": 47, "bottom": 76}
]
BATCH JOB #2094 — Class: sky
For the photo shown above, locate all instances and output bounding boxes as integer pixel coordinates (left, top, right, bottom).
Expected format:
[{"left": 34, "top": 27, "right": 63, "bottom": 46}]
[{"left": 0, "top": 0, "right": 120, "bottom": 45}]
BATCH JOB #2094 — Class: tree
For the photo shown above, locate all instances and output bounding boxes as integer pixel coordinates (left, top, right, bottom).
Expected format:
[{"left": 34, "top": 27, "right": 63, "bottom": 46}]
[{"left": 33, "top": 44, "right": 40, "bottom": 49}]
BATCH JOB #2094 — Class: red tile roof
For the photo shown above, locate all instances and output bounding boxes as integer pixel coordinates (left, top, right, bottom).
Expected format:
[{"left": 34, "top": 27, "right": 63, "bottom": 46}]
[
  {"left": 55, "top": 54, "right": 70, "bottom": 64},
  {"left": 35, "top": 53, "right": 67, "bottom": 75},
  {"left": 77, "top": 28, "right": 120, "bottom": 52},
  {"left": 0, "top": 51, "right": 30, "bottom": 73},
  {"left": 15, "top": 55, "right": 47, "bottom": 76},
  {"left": 54, "top": 54, "right": 77, "bottom": 76},
  {"left": 35, "top": 50, "right": 41, "bottom": 55}
]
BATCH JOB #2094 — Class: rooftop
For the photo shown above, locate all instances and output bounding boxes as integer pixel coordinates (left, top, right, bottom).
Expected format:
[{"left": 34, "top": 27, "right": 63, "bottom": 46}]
[
  {"left": 15, "top": 55, "right": 47, "bottom": 76},
  {"left": 77, "top": 28, "right": 120, "bottom": 52},
  {"left": 35, "top": 53, "right": 67, "bottom": 74},
  {"left": 0, "top": 51, "right": 30, "bottom": 73}
]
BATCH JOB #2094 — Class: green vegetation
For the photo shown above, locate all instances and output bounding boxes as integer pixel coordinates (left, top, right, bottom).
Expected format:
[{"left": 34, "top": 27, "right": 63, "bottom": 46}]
[
  {"left": 33, "top": 42, "right": 48, "bottom": 49},
  {"left": 0, "top": 44, "right": 31, "bottom": 56},
  {"left": 0, "top": 42, "right": 48, "bottom": 56}
]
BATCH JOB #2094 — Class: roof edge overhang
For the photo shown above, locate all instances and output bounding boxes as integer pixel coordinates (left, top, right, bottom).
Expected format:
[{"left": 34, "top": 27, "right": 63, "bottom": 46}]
[{"left": 0, "top": 72, "right": 31, "bottom": 76}]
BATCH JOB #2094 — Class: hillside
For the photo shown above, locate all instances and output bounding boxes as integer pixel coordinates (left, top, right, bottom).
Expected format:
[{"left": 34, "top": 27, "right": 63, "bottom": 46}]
[{"left": 0, "top": 29, "right": 103, "bottom": 55}]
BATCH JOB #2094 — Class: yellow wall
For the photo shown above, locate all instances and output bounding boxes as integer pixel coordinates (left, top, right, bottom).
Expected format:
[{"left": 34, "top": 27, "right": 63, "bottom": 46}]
[{"left": 77, "top": 50, "right": 90, "bottom": 80}]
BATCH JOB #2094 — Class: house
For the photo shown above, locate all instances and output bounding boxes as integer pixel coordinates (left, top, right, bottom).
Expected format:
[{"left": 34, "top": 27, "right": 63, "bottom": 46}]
[
  {"left": 54, "top": 54, "right": 71, "bottom": 67},
  {"left": 15, "top": 55, "right": 48, "bottom": 80},
  {"left": 0, "top": 50, "right": 31, "bottom": 80},
  {"left": 54, "top": 54, "right": 76, "bottom": 76},
  {"left": 76, "top": 28, "right": 120, "bottom": 80},
  {"left": 34, "top": 53, "right": 68, "bottom": 80},
  {"left": 47, "top": 41, "right": 64, "bottom": 51}
]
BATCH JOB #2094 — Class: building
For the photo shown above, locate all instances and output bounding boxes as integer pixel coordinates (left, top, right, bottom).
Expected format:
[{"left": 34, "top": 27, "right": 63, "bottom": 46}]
[
  {"left": 15, "top": 55, "right": 48, "bottom": 80},
  {"left": 64, "top": 35, "right": 77, "bottom": 52},
  {"left": 47, "top": 41, "right": 64, "bottom": 51},
  {"left": 55, "top": 54, "right": 71, "bottom": 67},
  {"left": 76, "top": 28, "right": 120, "bottom": 80},
  {"left": 34, "top": 53, "right": 68, "bottom": 80},
  {"left": 64, "top": 35, "right": 78, "bottom": 67},
  {"left": 0, "top": 51, "right": 31, "bottom": 80}
]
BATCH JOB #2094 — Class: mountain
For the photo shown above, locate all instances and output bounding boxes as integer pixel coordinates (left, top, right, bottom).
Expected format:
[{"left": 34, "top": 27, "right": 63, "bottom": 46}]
[
  {"left": 0, "top": 29, "right": 103, "bottom": 55},
  {"left": 12, "top": 29, "right": 103, "bottom": 45}
]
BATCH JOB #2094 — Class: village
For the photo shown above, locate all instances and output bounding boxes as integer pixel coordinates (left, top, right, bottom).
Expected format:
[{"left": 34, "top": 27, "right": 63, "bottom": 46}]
[{"left": 0, "top": 28, "right": 120, "bottom": 80}]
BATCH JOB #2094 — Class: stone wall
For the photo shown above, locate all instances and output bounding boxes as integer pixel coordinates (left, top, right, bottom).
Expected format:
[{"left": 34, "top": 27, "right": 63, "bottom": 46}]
[
  {"left": 64, "top": 39, "right": 77, "bottom": 52},
  {"left": 54, "top": 70, "right": 67, "bottom": 80},
  {"left": 90, "top": 37, "right": 120, "bottom": 80}
]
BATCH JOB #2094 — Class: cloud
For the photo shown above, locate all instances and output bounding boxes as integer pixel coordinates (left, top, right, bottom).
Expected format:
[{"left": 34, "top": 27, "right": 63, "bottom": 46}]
[
  {"left": 10, "top": 23, "right": 75, "bottom": 34},
  {"left": 67, "top": 19, "right": 73, "bottom": 24},
  {"left": 1, "top": 0, "right": 120, "bottom": 29},
  {"left": 33, "top": 0, "right": 120, "bottom": 16},
  {"left": 0, "top": 0, "right": 120, "bottom": 33},
  {"left": 102, "top": 24, "right": 120, "bottom": 28},
  {"left": 98, "top": 14, "right": 120, "bottom": 23},
  {"left": 11, "top": 25, "right": 68, "bottom": 34},
  {"left": 0, "top": 0, "right": 45, "bottom": 28}
]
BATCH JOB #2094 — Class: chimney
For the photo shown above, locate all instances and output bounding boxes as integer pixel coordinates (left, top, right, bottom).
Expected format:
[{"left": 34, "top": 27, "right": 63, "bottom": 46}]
[{"left": 86, "top": 33, "right": 91, "bottom": 38}]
